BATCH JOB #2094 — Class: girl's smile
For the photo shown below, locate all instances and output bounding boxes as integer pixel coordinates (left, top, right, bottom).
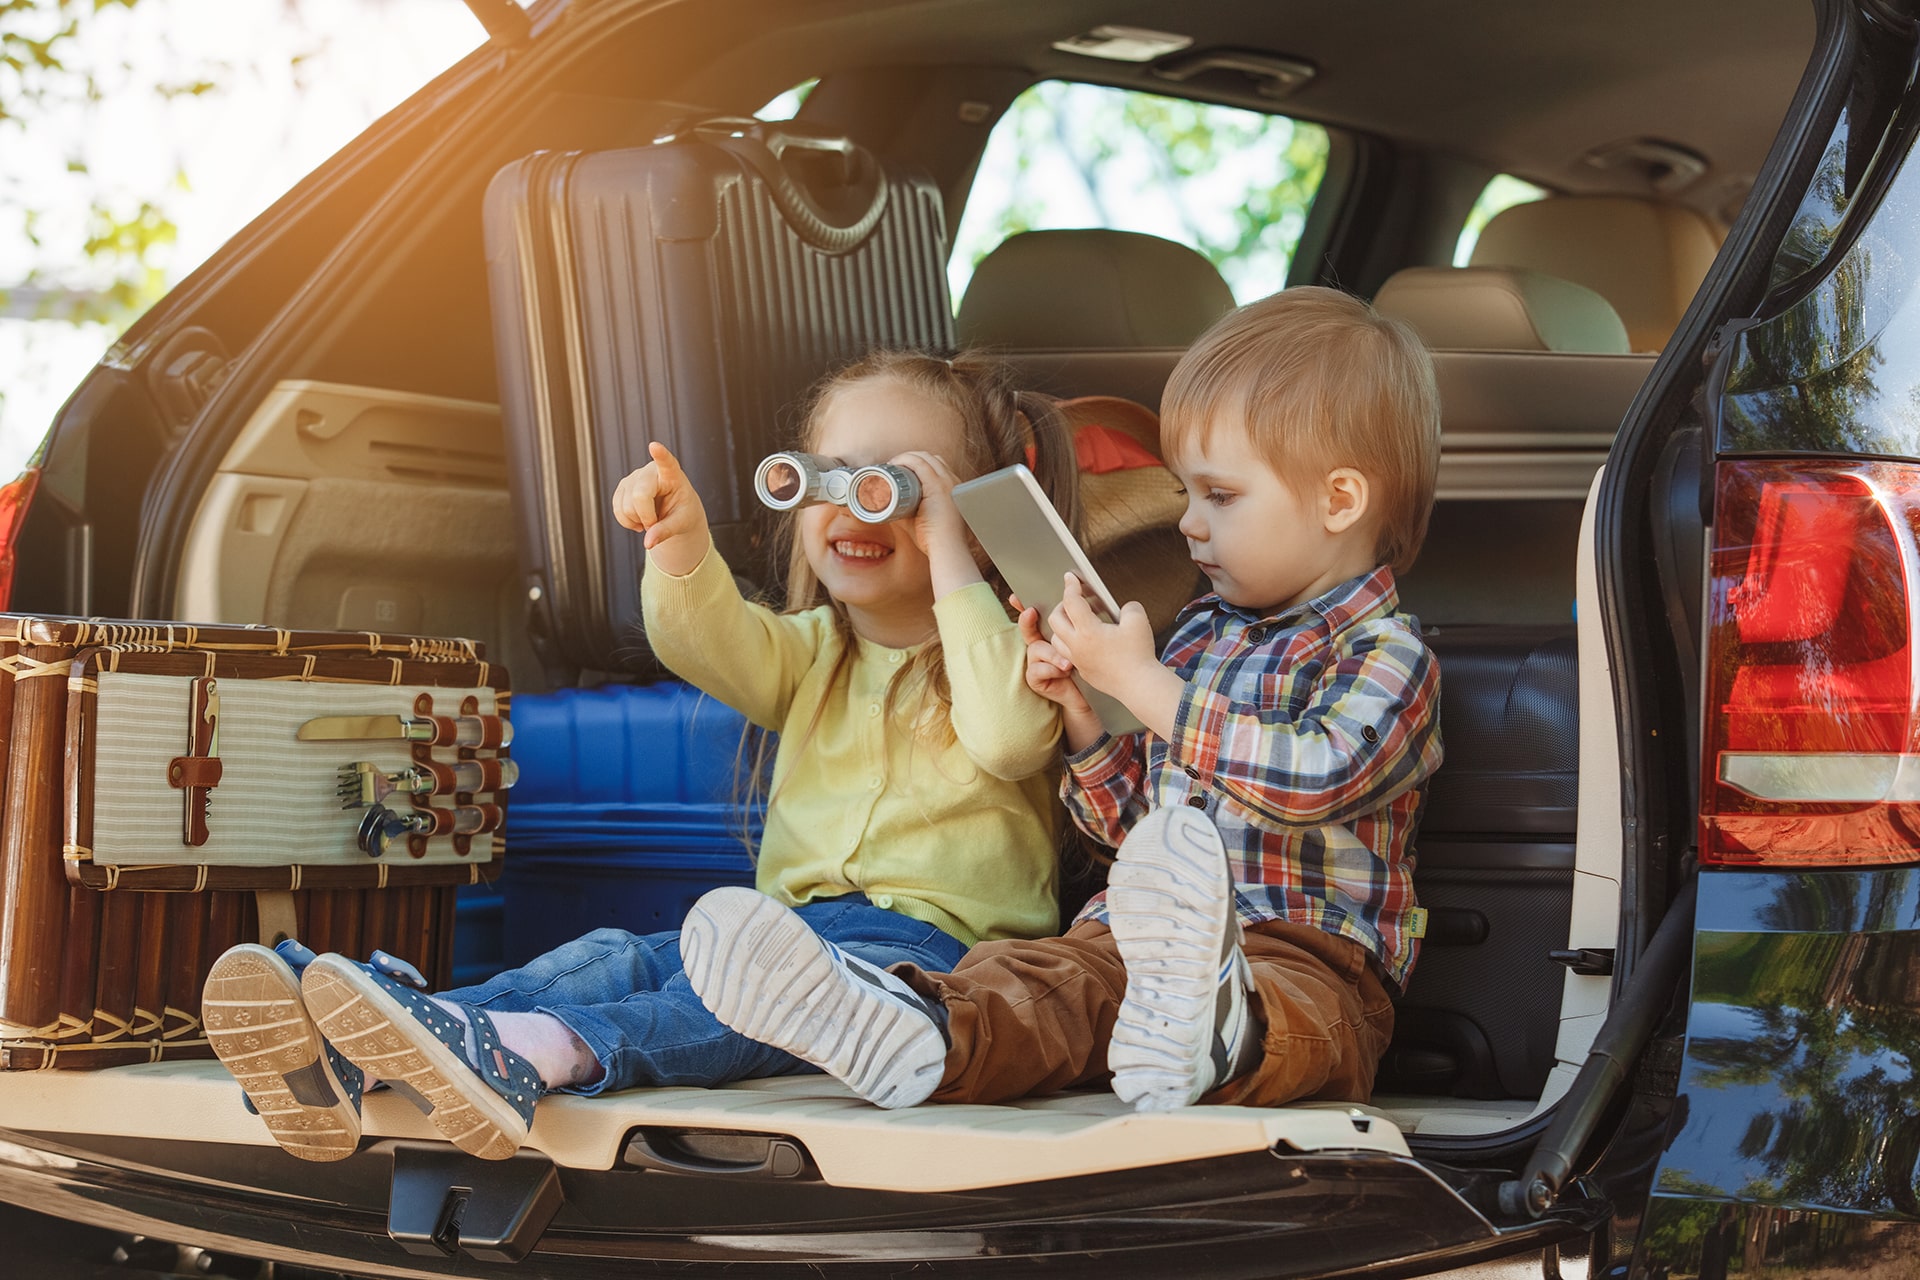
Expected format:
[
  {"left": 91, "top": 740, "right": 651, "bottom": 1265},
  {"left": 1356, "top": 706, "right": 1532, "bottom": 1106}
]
[
  {"left": 799, "top": 377, "right": 969, "bottom": 647},
  {"left": 829, "top": 536, "right": 896, "bottom": 562}
]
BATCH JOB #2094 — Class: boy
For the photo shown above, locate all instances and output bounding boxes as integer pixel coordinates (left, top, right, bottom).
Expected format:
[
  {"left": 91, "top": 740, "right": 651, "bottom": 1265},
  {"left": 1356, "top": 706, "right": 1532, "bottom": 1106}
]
[{"left": 683, "top": 286, "right": 1443, "bottom": 1112}]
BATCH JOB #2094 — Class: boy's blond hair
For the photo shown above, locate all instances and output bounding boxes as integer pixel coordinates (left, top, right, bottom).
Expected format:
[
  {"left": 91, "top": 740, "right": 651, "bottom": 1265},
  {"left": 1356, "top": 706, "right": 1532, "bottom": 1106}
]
[{"left": 1160, "top": 286, "right": 1440, "bottom": 574}]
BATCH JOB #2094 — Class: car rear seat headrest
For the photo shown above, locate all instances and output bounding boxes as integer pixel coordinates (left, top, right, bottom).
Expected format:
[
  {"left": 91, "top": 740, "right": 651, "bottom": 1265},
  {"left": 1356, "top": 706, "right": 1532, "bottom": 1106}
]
[
  {"left": 1467, "top": 195, "right": 1721, "bottom": 352},
  {"left": 1374, "top": 266, "right": 1629, "bottom": 354},
  {"left": 958, "top": 230, "right": 1236, "bottom": 349}
]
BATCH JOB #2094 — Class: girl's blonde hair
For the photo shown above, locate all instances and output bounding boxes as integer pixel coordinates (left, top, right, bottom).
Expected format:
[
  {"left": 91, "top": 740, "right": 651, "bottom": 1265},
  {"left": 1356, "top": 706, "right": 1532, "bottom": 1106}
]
[{"left": 735, "top": 350, "right": 1080, "bottom": 850}]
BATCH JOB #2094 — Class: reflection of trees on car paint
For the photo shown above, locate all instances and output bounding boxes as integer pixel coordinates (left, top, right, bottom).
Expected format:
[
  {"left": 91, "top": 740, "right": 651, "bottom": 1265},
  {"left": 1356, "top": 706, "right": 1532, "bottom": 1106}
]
[
  {"left": 950, "top": 81, "right": 1329, "bottom": 303},
  {"left": 1658, "top": 916, "right": 1920, "bottom": 1215},
  {"left": 1640, "top": 1198, "right": 1904, "bottom": 1280}
]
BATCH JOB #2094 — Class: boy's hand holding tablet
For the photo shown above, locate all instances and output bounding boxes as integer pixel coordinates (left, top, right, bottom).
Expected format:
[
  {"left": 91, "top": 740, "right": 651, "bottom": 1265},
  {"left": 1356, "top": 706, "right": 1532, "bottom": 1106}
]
[
  {"left": 1029, "top": 573, "right": 1184, "bottom": 750},
  {"left": 953, "top": 465, "right": 1180, "bottom": 743}
]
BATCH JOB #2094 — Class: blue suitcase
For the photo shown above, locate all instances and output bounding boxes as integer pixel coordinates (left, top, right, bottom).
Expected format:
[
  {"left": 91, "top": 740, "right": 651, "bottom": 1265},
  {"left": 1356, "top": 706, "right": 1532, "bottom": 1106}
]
[{"left": 491, "top": 682, "right": 760, "bottom": 965}]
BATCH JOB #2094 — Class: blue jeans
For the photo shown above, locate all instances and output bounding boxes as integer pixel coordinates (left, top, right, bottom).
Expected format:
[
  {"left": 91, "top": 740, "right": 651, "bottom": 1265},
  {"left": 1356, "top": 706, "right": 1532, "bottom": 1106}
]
[{"left": 439, "top": 894, "right": 967, "bottom": 1094}]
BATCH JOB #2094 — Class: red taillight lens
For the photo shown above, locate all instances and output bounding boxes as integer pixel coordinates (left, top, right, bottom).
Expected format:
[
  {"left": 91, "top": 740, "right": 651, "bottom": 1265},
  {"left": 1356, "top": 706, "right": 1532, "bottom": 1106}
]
[
  {"left": 0, "top": 468, "right": 39, "bottom": 611},
  {"left": 1701, "top": 459, "right": 1920, "bottom": 866}
]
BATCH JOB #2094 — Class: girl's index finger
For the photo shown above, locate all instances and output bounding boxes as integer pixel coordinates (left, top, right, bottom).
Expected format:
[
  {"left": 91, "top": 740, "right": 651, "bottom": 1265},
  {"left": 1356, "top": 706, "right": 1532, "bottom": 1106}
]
[{"left": 647, "top": 441, "right": 684, "bottom": 477}]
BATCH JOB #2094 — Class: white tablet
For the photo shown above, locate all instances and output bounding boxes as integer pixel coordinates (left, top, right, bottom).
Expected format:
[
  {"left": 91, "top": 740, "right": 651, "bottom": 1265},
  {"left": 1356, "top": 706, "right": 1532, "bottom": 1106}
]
[{"left": 951, "top": 465, "right": 1145, "bottom": 736}]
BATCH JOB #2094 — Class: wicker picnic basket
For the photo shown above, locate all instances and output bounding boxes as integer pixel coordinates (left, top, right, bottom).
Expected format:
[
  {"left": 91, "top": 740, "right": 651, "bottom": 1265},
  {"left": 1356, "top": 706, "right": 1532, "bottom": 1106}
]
[{"left": 0, "top": 616, "right": 511, "bottom": 1070}]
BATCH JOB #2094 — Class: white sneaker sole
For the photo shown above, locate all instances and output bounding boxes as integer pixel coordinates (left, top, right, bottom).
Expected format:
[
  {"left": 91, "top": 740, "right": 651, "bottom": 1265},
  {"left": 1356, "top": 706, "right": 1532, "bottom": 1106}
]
[
  {"left": 1107, "top": 807, "right": 1236, "bottom": 1111},
  {"left": 301, "top": 956, "right": 528, "bottom": 1161},
  {"left": 203, "top": 944, "right": 359, "bottom": 1162},
  {"left": 682, "top": 887, "right": 947, "bottom": 1109}
]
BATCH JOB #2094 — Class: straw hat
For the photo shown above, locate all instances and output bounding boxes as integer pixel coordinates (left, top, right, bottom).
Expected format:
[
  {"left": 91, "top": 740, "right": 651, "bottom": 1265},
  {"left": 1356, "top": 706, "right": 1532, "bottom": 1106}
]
[{"left": 1055, "top": 396, "right": 1201, "bottom": 634}]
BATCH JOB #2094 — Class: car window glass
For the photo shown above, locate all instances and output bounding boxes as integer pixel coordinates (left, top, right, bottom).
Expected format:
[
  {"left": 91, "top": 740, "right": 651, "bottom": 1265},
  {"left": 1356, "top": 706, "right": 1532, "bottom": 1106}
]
[
  {"left": 1766, "top": 105, "right": 1852, "bottom": 294},
  {"left": 1453, "top": 174, "right": 1549, "bottom": 266},
  {"left": 756, "top": 80, "right": 818, "bottom": 121},
  {"left": 1717, "top": 104, "right": 1920, "bottom": 458},
  {"left": 950, "top": 81, "right": 1329, "bottom": 305}
]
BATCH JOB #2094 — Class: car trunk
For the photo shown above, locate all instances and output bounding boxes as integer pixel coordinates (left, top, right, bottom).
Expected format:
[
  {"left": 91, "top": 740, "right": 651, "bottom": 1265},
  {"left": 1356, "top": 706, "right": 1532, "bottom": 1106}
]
[{"left": 0, "top": 372, "right": 1628, "bottom": 1272}]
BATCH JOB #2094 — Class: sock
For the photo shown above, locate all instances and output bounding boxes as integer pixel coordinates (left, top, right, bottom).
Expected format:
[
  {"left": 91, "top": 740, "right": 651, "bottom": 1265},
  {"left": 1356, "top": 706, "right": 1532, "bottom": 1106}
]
[{"left": 487, "top": 1010, "right": 604, "bottom": 1090}]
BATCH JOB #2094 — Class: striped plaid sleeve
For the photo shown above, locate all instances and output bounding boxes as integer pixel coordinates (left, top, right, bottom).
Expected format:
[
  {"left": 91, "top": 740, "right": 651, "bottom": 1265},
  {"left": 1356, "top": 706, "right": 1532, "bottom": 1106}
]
[
  {"left": 1062, "top": 730, "right": 1149, "bottom": 848},
  {"left": 1167, "top": 617, "right": 1442, "bottom": 829}
]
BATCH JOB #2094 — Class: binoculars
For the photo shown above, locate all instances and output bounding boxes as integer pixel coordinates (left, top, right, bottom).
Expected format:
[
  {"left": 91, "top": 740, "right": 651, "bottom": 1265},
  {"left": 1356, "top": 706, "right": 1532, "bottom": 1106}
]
[{"left": 753, "top": 452, "right": 922, "bottom": 523}]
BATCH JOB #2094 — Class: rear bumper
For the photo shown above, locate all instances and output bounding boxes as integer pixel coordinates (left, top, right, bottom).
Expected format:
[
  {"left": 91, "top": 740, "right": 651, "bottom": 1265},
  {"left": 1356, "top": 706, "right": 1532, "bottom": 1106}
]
[
  {"left": 0, "top": 1127, "right": 1590, "bottom": 1278},
  {"left": 1641, "top": 868, "right": 1920, "bottom": 1275}
]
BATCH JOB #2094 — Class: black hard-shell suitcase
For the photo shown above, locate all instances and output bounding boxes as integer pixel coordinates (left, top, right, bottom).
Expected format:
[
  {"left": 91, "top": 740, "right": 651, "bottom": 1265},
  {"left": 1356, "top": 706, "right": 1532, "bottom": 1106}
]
[{"left": 483, "top": 119, "right": 956, "bottom": 675}]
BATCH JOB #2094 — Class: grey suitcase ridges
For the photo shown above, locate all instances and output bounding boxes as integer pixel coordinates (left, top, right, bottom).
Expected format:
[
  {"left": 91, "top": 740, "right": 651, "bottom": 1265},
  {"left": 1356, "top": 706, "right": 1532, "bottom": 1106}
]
[
  {"left": 486, "top": 130, "right": 955, "bottom": 675},
  {"left": 484, "top": 151, "right": 604, "bottom": 670}
]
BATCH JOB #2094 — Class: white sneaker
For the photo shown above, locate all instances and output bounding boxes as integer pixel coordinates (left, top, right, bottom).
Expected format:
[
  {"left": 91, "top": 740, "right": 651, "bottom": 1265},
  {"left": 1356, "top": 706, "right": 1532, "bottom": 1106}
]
[
  {"left": 682, "top": 887, "right": 951, "bottom": 1109},
  {"left": 1107, "top": 806, "right": 1259, "bottom": 1111}
]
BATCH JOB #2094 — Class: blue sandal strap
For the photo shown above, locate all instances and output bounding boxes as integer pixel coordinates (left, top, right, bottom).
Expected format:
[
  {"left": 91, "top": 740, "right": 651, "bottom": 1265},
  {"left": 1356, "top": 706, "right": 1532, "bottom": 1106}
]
[
  {"left": 276, "top": 938, "right": 426, "bottom": 990},
  {"left": 458, "top": 1004, "right": 543, "bottom": 1128},
  {"left": 361, "top": 972, "right": 541, "bottom": 1129}
]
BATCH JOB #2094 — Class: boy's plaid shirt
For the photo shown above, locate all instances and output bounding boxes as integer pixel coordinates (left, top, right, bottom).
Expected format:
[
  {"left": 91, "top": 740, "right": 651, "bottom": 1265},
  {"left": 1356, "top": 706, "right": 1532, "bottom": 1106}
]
[{"left": 1067, "top": 565, "right": 1442, "bottom": 989}]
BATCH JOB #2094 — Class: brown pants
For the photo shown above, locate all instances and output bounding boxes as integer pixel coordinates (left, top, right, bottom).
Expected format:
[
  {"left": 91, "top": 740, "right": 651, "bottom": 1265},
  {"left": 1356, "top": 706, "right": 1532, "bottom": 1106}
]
[{"left": 893, "top": 918, "right": 1395, "bottom": 1106}]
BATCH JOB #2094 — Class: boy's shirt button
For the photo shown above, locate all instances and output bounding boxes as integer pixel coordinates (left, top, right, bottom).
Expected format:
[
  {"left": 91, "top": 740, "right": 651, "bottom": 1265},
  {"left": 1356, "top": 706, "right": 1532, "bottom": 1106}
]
[
  {"left": 1186, "top": 794, "right": 1207, "bottom": 808},
  {"left": 1362, "top": 725, "right": 1380, "bottom": 743},
  {"left": 1183, "top": 764, "right": 1201, "bottom": 778}
]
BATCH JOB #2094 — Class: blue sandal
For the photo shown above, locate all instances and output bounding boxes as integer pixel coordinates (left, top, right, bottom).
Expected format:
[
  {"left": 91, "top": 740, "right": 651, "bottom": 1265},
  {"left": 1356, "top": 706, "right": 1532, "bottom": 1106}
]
[
  {"left": 301, "top": 953, "right": 541, "bottom": 1161},
  {"left": 204, "top": 942, "right": 367, "bottom": 1162}
]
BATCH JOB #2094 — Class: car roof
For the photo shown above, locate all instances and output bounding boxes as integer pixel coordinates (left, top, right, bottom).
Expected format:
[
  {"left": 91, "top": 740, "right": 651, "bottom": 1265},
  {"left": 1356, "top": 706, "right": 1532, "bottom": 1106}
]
[{"left": 662, "top": 0, "right": 1814, "bottom": 222}]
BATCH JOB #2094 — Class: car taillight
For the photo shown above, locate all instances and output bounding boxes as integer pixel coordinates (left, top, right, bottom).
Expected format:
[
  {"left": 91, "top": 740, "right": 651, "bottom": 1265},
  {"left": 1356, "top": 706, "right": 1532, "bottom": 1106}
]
[
  {"left": 0, "top": 468, "right": 38, "bottom": 611},
  {"left": 1701, "top": 458, "right": 1920, "bottom": 866}
]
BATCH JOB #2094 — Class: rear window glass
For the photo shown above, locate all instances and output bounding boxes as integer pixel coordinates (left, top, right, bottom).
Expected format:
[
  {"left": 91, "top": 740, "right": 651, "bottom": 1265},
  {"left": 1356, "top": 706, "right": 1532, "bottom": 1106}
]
[
  {"left": 951, "top": 81, "right": 1330, "bottom": 306},
  {"left": 1453, "top": 174, "right": 1549, "bottom": 265},
  {"left": 755, "top": 81, "right": 817, "bottom": 120}
]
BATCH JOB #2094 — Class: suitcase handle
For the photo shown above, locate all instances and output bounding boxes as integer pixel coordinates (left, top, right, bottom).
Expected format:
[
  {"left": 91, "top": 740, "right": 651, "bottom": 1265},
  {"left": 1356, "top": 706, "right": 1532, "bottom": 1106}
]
[{"left": 675, "top": 117, "right": 891, "bottom": 253}]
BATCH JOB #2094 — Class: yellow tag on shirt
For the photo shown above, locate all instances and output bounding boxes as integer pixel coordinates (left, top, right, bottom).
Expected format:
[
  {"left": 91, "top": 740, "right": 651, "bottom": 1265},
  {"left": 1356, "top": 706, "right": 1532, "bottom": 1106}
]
[{"left": 1407, "top": 907, "right": 1429, "bottom": 939}]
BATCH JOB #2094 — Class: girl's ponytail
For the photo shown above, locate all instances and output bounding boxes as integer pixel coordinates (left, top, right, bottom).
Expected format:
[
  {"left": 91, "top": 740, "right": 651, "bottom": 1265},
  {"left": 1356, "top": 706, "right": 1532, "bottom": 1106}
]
[{"left": 1014, "top": 389, "right": 1082, "bottom": 540}]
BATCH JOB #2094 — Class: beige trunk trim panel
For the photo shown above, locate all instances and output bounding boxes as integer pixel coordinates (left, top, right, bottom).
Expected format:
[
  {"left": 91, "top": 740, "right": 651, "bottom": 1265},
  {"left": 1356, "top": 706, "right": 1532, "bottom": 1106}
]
[
  {"left": 1531, "top": 464, "right": 1625, "bottom": 1120},
  {"left": 0, "top": 1064, "right": 1404, "bottom": 1192},
  {"left": 174, "top": 380, "right": 540, "bottom": 695}
]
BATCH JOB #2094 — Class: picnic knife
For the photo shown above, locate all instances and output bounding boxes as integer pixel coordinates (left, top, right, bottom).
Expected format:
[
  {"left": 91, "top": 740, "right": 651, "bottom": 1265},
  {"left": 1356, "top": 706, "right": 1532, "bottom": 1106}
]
[{"left": 295, "top": 713, "right": 513, "bottom": 749}]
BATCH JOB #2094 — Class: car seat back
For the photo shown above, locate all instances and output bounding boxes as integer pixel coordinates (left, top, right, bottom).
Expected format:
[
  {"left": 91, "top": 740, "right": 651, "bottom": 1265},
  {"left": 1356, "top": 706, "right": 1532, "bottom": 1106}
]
[
  {"left": 957, "top": 229, "right": 1235, "bottom": 408},
  {"left": 1374, "top": 265, "right": 1655, "bottom": 626},
  {"left": 1468, "top": 194, "right": 1721, "bottom": 352}
]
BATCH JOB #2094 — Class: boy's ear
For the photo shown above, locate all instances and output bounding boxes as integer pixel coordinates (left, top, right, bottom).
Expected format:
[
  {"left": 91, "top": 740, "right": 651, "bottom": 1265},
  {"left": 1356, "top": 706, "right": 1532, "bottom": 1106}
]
[{"left": 1323, "top": 468, "right": 1370, "bottom": 534}]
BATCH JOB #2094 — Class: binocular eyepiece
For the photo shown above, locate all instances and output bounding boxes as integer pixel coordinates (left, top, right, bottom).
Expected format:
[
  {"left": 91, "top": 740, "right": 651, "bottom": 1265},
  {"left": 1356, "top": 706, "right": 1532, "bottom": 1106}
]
[{"left": 754, "top": 452, "right": 922, "bottom": 523}]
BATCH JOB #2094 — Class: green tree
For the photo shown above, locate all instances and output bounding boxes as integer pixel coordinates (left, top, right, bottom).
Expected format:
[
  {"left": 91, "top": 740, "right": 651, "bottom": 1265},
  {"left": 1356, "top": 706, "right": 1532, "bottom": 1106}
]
[
  {"left": 951, "top": 81, "right": 1331, "bottom": 303},
  {"left": 1, "top": 0, "right": 192, "bottom": 328}
]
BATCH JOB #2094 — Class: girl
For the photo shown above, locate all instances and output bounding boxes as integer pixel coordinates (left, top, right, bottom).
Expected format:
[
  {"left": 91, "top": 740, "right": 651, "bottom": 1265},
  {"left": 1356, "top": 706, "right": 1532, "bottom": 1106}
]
[{"left": 202, "top": 351, "right": 1081, "bottom": 1161}]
